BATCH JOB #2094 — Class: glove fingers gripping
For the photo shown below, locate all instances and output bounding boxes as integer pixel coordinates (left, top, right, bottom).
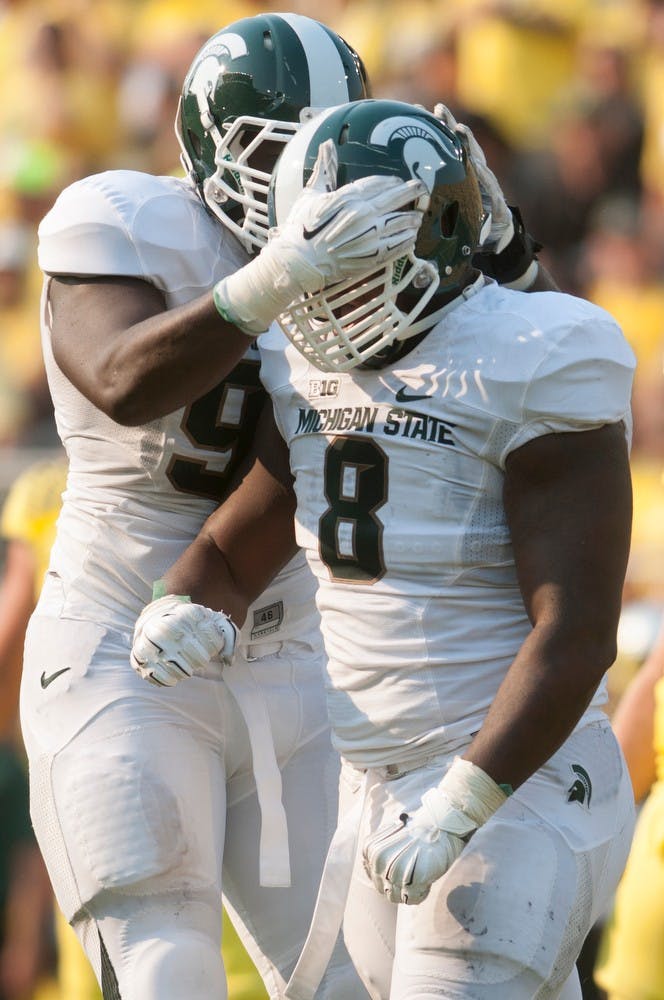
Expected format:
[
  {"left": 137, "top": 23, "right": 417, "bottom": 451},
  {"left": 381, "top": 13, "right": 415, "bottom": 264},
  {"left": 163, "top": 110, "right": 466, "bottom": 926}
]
[
  {"left": 364, "top": 177, "right": 429, "bottom": 216},
  {"left": 131, "top": 595, "right": 236, "bottom": 687},
  {"left": 177, "top": 631, "right": 220, "bottom": 669},
  {"left": 306, "top": 138, "right": 339, "bottom": 194},
  {"left": 433, "top": 102, "right": 459, "bottom": 132},
  {"left": 454, "top": 122, "right": 488, "bottom": 168},
  {"left": 310, "top": 177, "right": 424, "bottom": 248},
  {"left": 363, "top": 817, "right": 408, "bottom": 879},
  {"left": 326, "top": 206, "right": 425, "bottom": 272},
  {"left": 129, "top": 632, "right": 180, "bottom": 679},
  {"left": 363, "top": 815, "right": 456, "bottom": 905},
  {"left": 337, "top": 209, "right": 425, "bottom": 256},
  {"left": 378, "top": 210, "right": 426, "bottom": 257},
  {"left": 432, "top": 104, "right": 513, "bottom": 252}
]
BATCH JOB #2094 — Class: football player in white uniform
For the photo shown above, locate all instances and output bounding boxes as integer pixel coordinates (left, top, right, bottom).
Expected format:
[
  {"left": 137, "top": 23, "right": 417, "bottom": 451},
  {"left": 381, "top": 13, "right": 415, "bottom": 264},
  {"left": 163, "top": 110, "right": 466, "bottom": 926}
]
[
  {"left": 18, "top": 17, "right": 428, "bottom": 1000},
  {"left": 131, "top": 100, "right": 637, "bottom": 999}
]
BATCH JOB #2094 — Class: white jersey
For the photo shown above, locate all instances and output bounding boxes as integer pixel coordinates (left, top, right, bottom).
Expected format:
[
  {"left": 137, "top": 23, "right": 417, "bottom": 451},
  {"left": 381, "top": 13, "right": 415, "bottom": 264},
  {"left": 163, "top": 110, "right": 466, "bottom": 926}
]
[
  {"left": 260, "top": 277, "right": 636, "bottom": 766},
  {"left": 38, "top": 169, "right": 317, "bottom": 644}
]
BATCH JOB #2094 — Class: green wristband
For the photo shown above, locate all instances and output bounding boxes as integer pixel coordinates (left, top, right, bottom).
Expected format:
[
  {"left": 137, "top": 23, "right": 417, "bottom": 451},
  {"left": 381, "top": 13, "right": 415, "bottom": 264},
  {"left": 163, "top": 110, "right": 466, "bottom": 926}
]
[
  {"left": 212, "top": 282, "right": 238, "bottom": 324},
  {"left": 151, "top": 580, "right": 190, "bottom": 603},
  {"left": 212, "top": 281, "right": 262, "bottom": 336}
]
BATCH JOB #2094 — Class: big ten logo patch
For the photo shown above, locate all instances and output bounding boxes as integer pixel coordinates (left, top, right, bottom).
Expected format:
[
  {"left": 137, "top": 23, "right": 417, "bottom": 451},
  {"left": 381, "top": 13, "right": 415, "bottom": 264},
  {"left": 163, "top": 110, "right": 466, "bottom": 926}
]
[
  {"left": 309, "top": 378, "right": 340, "bottom": 399},
  {"left": 250, "top": 600, "right": 284, "bottom": 639}
]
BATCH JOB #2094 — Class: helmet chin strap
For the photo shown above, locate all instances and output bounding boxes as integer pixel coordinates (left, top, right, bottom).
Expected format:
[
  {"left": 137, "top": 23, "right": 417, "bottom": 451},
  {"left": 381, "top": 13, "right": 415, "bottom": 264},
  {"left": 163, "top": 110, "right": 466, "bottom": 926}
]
[
  {"left": 361, "top": 271, "right": 486, "bottom": 370},
  {"left": 357, "top": 326, "right": 431, "bottom": 370},
  {"left": 393, "top": 267, "right": 484, "bottom": 344}
]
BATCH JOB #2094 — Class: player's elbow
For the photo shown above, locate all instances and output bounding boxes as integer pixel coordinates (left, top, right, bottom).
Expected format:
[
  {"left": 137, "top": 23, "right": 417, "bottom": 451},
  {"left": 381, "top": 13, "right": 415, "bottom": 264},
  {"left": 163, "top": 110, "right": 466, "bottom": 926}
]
[
  {"left": 583, "top": 632, "right": 619, "bottom": 678},
  {"left": 107, "top": 396, "right": 155, "bottom": 426},
  {"left": 97, "top": 387, "right": 148, "bottom": 425},
  {"left": 93, "top": 365, "right": 159, "bottom": 425},
  {"left": 554, "top": 618, "right": 620, "bottom": 685}
]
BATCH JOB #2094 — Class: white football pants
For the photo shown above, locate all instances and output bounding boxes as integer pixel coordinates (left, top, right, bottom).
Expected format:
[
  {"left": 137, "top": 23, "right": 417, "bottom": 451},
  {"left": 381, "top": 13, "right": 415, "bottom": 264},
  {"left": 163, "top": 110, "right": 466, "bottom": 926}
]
[
  {"left": 337, "top": 720, "right": 635, "bottom": 999},
  {"left": 20, "top": 611, "right": 368, "bottom": 1000}
]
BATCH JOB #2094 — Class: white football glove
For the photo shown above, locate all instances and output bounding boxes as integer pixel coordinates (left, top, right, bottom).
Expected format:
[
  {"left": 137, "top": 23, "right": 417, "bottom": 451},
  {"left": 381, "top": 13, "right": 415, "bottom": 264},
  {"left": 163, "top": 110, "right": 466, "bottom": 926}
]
[
  {"left": 130, "top": 594, "right": 238, "bottom": 687},
  {"left": 362, "top": 757, "right": 508, "bottom": 905},
  {"left": 213, "top": 138, "right": 427, "bottom": 335},
  {"left": 433, "top": 103, "right": 514, "bottom": 254}
]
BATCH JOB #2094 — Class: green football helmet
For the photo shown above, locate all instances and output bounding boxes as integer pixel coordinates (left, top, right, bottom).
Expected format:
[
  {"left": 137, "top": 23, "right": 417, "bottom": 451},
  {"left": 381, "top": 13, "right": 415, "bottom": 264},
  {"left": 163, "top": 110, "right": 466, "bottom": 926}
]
[
  {"left": 176, "top": 12, "right": 370, "bottom": 255},
  {"left": 268, "top": 99, "right": 485, "bottom": 371}
]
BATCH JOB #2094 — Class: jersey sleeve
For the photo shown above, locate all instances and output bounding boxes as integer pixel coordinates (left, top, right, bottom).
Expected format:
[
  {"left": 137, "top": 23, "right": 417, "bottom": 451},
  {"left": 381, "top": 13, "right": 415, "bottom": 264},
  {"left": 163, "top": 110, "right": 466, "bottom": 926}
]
[
  {"left": 497, "top": 315, "right": 636, "bottom": 465},
  {"left": 38, "top": 174, "right": 143, "bottom": 277},
  {"left": 37, "top": 171, "right": 247, "bottom": 293}
]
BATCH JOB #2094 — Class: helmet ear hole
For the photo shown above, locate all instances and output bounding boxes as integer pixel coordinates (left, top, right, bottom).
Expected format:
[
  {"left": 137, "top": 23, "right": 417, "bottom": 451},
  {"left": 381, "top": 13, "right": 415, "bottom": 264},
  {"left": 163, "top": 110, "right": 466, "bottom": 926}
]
[
  {"left": 440, "top": 202, "right": 459, "bottom": 238},
  {"left": 339, "top": 123, "right": 350, "bottom": 145}
]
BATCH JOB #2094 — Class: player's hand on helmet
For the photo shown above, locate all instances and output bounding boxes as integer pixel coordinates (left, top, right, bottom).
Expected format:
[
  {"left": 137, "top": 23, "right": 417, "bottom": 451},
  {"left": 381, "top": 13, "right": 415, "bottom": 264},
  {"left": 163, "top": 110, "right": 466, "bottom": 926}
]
[
  {"left": 212, "top": 138, "right": 427, "bottom": 335},
  {"left": 130, "top": 594, "right": 238, "bottom": 687},
  {"left": 433, "top": 103, "right": 514, "bottom": 254},
  {"left": 362, "top": 757, "right": 508, "bottom": 905},
  {"left": 276, "top": 139, "right": 427, "bottom": 278}
]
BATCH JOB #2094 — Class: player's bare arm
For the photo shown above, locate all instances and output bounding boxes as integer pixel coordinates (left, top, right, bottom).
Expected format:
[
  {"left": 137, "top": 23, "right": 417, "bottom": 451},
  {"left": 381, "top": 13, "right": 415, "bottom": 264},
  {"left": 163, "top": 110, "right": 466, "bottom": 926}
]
[
  {"left": 48, "top": 149, "right": 423, "bottom": 427},
  {"left": 48, "top": 275, "right": 253, "bottom": 425},
  {"left": 130, "top": 401, "right": 298, "bottom": 686},
  {"left": 363, "top": 421, "right": 632, "bottom": 906},
  {"left": 466, "top": 421, "right": 632, "bottom": 790},
  {"left": 163, "top": 400, "right": 297, "bottom": 622}
]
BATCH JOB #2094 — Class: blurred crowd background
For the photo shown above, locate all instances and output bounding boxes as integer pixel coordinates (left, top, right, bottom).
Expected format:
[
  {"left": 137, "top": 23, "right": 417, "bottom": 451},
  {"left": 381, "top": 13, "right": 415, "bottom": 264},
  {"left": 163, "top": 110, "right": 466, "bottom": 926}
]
[{"left": 1, "top": 0, "right": 664, "bottom": 997}]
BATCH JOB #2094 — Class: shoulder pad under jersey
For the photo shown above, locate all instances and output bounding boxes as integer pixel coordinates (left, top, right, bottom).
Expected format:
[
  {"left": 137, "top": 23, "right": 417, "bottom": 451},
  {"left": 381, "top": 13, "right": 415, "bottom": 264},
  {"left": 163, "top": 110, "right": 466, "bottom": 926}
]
[{"left": 37, "top": 170, "right": 233, "bottom": 282}]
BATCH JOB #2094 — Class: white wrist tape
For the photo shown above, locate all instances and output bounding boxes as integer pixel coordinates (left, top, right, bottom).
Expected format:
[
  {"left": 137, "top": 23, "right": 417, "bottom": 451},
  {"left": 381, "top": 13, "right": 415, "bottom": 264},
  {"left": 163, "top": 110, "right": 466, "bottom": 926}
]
[
  {"left": 422, "top": 756, "right": 509, "bottom": 831},
  {"left": 213, "top": 244, "right": 324, "bottom": 336}
]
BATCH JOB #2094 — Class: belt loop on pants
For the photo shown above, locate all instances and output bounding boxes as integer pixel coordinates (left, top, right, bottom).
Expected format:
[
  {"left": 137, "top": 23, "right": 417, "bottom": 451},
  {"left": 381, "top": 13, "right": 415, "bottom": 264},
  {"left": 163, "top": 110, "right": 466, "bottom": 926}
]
[
  {"left": 222, "top": 660, "right": 291, "bottom": 888},
  {"left": 285, "top": 771, "right": 370, "bottom": 1000}
]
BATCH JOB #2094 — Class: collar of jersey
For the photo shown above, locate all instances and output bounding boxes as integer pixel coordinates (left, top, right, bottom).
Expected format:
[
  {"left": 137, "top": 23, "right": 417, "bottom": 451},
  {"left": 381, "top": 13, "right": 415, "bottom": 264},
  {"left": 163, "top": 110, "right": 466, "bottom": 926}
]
[{"left": 405, "top": 271, "right": 488, "bottom": 340}]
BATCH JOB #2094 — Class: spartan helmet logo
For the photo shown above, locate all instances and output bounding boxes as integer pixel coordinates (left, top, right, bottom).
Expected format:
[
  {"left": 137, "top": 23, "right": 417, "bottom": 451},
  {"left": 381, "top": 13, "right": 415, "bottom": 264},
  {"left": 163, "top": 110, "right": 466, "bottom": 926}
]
[
  {"left": 567, "top": 764, "right": 592, "bottom": 807},
  {"left": 366, "top": 114, "right": 480, "bottom": 275},
  {"left": 401, "top": 134, "right": 450, "bottom": 194},
  {"left": 206, "top": 33, "right": 249, "bottom": 61},
  {"left": 187, "top": 35, "right": 250, "bottom": 120},
  {"left": 369, "top": 117, "right": 453, "bottom": 194},
  {"left": 187, "top": 57, "right": 218, "bottom": 124}
]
